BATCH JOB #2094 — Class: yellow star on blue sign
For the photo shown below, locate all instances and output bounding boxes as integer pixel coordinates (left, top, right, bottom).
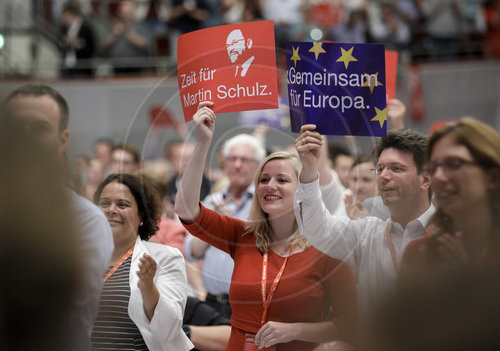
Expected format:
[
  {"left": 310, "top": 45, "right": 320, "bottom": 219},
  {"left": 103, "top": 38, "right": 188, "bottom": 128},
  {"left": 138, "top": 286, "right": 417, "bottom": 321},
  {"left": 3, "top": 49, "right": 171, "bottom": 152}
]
[
  {"left": 362, "top": 72, "right": 384, "bottom": 93},
  {"left": 291, "top": 46, "right": 301, "bottom": 68},
  {"left": 336, "top": 47, "right": 358, "bottom": 69},
  {"left": 371, "top": 107, "right": 387, "bottom": 128},
  {"left": 308, "top": 42, "right": 326, "bottom": 60}
]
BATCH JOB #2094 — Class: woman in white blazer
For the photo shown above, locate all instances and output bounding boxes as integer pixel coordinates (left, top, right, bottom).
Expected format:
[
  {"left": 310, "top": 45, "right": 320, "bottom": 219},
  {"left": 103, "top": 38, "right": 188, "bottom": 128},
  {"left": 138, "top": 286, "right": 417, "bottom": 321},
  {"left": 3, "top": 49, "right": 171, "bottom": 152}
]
[{"left": 92, "top": 173, "right": 193, "bottom": 351}]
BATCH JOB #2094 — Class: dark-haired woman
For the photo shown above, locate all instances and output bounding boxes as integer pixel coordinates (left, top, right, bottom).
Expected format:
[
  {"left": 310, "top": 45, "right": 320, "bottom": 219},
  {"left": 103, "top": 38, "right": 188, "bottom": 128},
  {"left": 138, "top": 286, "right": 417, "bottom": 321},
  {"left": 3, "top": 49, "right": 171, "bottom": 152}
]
[{"left": 91, "top": 174, "right": 193, "bottom": 351}]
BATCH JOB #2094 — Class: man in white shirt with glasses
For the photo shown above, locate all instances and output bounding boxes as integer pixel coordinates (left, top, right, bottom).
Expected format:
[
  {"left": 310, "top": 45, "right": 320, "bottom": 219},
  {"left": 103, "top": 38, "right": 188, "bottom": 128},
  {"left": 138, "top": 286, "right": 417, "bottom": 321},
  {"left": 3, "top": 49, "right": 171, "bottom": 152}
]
[{"left": 294, "top": 125, "right": 435, "bottom": 325}]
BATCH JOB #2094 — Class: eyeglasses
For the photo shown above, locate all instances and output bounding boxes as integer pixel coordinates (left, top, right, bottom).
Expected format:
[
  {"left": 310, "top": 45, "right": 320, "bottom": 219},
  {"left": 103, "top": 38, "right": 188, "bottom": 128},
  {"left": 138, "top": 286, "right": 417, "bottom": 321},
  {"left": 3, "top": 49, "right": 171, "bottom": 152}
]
[
  {"left": 226, "top": 38, "right": 245, "bottom": 49},
  {"left": 370, "top": 164, "right": 415, "bottom": 175},
  {"left": 425, "top": 157, "right": 476, "bottom": 175},
  {"left": 225, "top": 156, "right": 257, "bottom": 164}
]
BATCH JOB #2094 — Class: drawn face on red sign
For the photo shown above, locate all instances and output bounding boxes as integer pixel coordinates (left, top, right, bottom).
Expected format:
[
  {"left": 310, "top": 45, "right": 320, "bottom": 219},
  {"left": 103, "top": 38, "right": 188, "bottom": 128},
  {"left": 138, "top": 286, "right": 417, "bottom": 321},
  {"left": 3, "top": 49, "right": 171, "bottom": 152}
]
[{"left": 177, "top": 20, "right": 279, "bottom": 122}]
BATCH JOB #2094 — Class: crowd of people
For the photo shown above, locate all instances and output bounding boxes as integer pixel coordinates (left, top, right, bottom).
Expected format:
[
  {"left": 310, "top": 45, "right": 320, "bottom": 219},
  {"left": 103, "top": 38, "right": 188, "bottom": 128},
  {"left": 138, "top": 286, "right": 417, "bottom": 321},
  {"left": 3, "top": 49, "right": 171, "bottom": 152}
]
[
  {"left": 2, "top": 80, "right": 499, "bottom": 351},
  {"left": 48, "top": 0, "right": 500, "bottom": 77}
]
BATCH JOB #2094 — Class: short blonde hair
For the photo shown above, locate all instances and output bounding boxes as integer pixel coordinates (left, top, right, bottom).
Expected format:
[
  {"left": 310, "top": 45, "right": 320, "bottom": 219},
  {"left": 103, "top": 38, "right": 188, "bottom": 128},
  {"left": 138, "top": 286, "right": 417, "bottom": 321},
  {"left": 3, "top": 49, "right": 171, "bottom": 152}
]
[{"left": 244, "top": 151, "right": 311, "bottom": 253}]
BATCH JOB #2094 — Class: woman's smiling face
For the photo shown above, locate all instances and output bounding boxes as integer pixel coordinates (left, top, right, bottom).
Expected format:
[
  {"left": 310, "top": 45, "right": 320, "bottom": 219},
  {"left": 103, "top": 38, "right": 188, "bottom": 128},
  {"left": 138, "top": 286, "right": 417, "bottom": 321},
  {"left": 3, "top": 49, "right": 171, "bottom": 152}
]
[
  {"left": 256, "top": 159, "right": 298, "bottom": 217},
  {"left": 97, "top": 181, "right": 141, "bottom": 242},
  {"left": 429, "top": 136, "right": 492, "bottom": 218}
]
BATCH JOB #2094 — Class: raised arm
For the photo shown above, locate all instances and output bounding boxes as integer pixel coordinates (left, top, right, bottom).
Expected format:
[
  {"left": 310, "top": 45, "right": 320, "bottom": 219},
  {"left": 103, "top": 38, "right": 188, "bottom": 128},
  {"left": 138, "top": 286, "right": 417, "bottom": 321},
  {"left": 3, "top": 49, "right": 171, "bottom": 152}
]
[
  {"left": 174, "top": 101, "right": 215, "bottom": 223},
  {"left": 387, "top": 98, "right": 406, "bottom": 130},
  {"left": 294, "top": 125, "right": 360, "bottom": 267},
  {"left": 296, "top": 124, "right": 322, "bottom": 183}
]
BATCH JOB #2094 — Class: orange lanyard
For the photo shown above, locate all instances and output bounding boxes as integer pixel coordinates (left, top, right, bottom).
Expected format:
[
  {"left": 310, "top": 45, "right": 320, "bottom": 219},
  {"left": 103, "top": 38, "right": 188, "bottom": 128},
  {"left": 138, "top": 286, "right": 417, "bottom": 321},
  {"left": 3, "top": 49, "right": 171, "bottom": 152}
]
[
  {"left": 260, "top": 244, "right": 294, "bottom": 326},
  {"left": 103, "top": 244, "right": 135, "bottom": 282},
  {"left": 386, "top": 224, "right": 433, "bottom": 275}
]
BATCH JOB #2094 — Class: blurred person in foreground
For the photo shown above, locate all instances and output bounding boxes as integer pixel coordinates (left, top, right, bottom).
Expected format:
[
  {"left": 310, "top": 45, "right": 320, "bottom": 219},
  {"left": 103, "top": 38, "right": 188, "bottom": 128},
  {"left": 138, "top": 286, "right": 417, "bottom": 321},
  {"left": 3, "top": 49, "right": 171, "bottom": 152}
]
[
  {"left": 0, "top": 103, "right": 80, "bottom": 351},
  {"left": 5, "top": 83, "right": 114, "bottom": 350},
  {"left": 402, "top": 117, "right": 500, "bottom": 275},
  {"left": 175, "top": 102, "right": 358, "bottom": 351},
  {"left": 92, "top": 174, "right": 193, "bottom": 351},
  {"left": 381, "top": 117, "right": 500, "bottom": 351},
  {"left": 370, "top": 247, "right": 500, "bottom": 351}
]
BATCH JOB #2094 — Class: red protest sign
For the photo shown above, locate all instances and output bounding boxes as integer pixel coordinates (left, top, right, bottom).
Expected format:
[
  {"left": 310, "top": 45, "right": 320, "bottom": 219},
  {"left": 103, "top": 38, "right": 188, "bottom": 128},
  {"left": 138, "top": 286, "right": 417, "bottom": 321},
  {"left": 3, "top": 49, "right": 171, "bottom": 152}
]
[
  {"left": 177, "top": 21, "right": 279, "bottom": 122},
  {"left": 429, "top": 121, "right": 454, "bottom": 136},
  {"left": 310, "top": 1, "right": 345, "bottom": 29},
  {"left": 149, "top": 106, "right": 179, "bottom": 128},
  {"left": 385, "top": 50, "right": 398, "bottom": 101}
]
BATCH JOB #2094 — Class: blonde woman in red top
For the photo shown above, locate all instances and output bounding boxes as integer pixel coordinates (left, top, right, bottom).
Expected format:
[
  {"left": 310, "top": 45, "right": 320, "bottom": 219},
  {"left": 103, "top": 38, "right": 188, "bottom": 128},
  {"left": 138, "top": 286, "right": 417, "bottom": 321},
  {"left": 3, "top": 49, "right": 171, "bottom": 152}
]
[{"left": 175, "top": 102, "right": 357, "bottom": 351}]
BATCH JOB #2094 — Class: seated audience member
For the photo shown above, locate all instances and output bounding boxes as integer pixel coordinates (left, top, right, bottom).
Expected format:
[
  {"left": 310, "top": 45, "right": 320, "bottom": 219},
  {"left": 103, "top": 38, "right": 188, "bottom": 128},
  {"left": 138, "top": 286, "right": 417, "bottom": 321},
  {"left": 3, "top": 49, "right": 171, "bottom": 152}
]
[
  {"left": 344, "top": 155, "right": 378, "bottom": 219},
  {"left": 71, "top": 154, "right": 89, "bottom": 194},
  {"left": 328, "top": 142, "right": 354, "bottom": 190},
  {"left": 295, "top": 125, "right": 434, "bottom": 329},
  {"left": 169, "top": 0, "right": 210, "bottom": 35},
  {"left": 344, "top": 155, "right": 390, "bottom": 221},
  {"left": 142, "top": 159, "right": 173, "bottom": 186},
  {"left": 348, "top": 155, "right": 378, "bottom": 204},
  {"left": 92, "top": 174, "right": 193, "bottom": 351},
  {"left": 74, "top": 154, "right": 90, "bottom": 182},
  {"left": 102, "top": 0, "right": 152, "bottom": 74},
  {"left": 93, "top": 137, "right": 114, "bottom": 174},
  {"left": 110, "top": 143, "right": 141, "bottom": 175},
  {"left": 402, "top": 117, "right": 500, "bottom": 275},
  {"left": 367, "top": 2, "right": 411, "bottom": 50},
  {"left": 82, "top": 158, "right": 106, "bottom": 200},
  {"left": 330, "top": 10, "right": 367, "bottom": 44},
  {"left": 147, "top": 175, "right": 187, "bottom": 253},
  {"left": 175, "top": 102, "right": 358, "bottom": 351},
  {"left": 58, "top": 1, "right": 96, "bottom": 78},
  {"left": 422, "top": 0, "right": 464, "bottom": 61},
  {"left": 183, "top": 296, "right": 231, "bottom": 351},
  {"left": 145, "top": 173, "right": 206, "bottom": 301},
  {"left": 184, "top": 132, "right": 265, "bottom": 318},
  {"left": 165, "top": 140, "right": 212, "bottom": 205}
]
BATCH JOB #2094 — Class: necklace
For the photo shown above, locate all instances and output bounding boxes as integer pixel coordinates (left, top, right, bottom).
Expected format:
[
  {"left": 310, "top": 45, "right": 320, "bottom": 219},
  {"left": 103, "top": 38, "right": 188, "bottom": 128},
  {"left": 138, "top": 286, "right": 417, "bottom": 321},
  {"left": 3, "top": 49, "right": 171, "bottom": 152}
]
[{"left": 272, "top": 240, "right": 295, "bottom": 256}]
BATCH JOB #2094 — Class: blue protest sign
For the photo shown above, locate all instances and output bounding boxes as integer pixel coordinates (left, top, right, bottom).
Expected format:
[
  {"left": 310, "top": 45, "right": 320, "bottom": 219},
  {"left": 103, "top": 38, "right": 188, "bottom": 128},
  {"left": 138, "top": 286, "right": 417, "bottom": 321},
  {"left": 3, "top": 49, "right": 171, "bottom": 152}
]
[{"left": 286, "top": 42, "right": 387, "bottom": 136}]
